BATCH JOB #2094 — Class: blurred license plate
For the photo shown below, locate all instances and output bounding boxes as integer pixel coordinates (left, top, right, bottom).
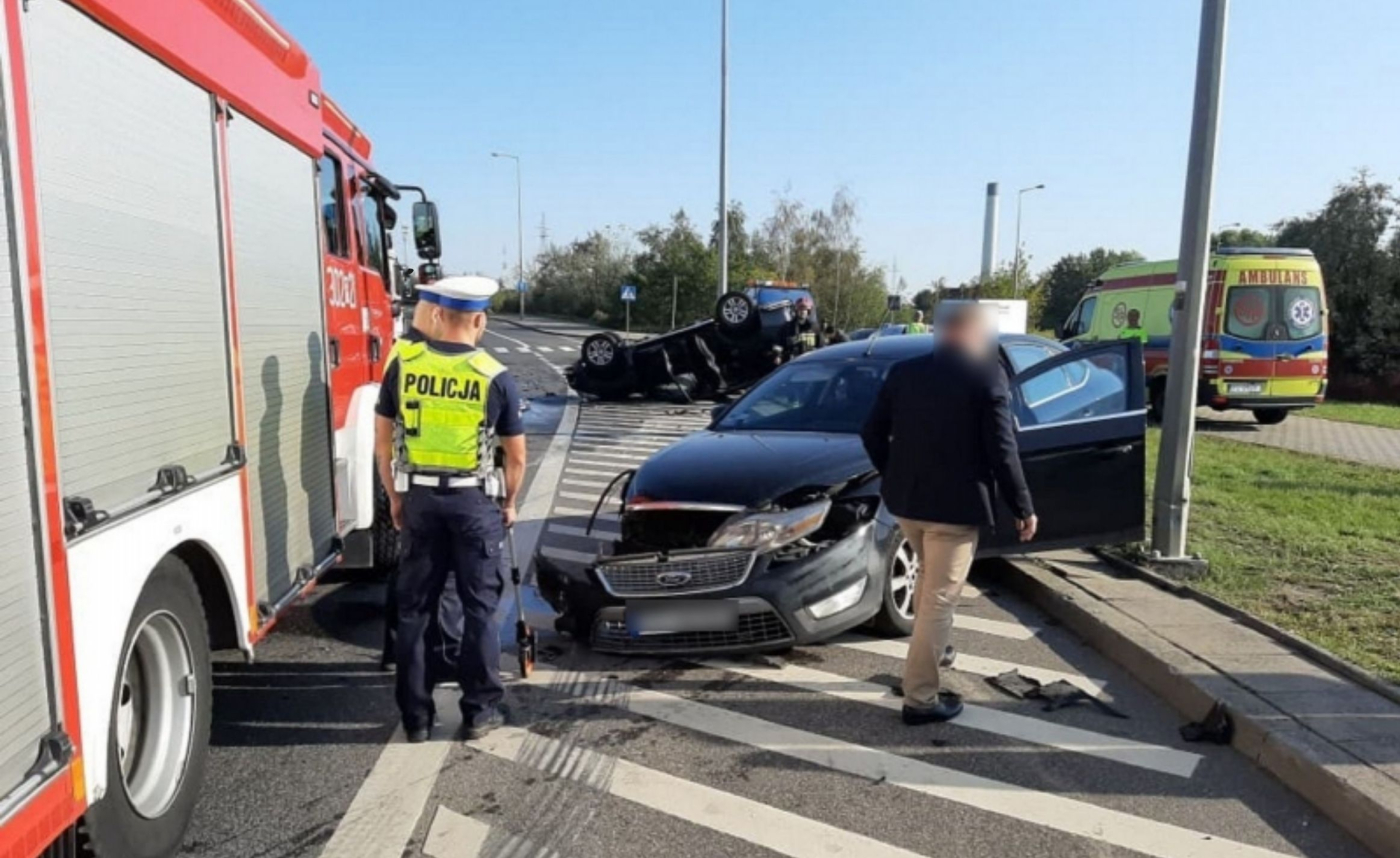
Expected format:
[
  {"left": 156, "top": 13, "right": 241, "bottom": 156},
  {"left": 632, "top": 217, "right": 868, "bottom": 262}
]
[
  {"left": 1226, "top": 382, "right": 1265, "bottom": 394},
  {"left": 626, "top": 600, "right": 739, "bottom": 637}
]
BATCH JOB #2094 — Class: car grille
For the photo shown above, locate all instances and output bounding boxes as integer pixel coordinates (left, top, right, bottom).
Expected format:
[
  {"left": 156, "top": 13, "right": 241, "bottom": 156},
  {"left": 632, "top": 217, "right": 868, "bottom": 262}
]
[
  {"left": 621, "top": 509, "right": 735, "bottom": 552},
  {"left": 592, "top": 606, "right": 793, "bottom": 654},
  {"left": 595, "top": 550, "right": 754, "bottom": 597}
]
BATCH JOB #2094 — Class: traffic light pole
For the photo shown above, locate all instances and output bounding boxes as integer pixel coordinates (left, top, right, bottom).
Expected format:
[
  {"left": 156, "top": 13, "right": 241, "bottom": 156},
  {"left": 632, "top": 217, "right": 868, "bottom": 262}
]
[{"left": 1151, "top": 0, "right": 1229, "bottom": 564}]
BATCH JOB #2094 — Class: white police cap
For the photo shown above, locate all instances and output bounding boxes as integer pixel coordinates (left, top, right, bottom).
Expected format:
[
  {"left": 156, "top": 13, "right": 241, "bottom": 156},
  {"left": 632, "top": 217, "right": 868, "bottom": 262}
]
[{"left": 418, "top": 275, "right": 500, "bottom": 313}]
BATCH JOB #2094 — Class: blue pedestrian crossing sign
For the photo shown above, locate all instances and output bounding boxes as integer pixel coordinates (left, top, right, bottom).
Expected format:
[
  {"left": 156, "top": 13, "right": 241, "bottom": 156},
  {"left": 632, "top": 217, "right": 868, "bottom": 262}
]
[
  {"left": 516, "top": 280, "right": 528, "bottom": 292},
  {"left": 620, "top": 284, "right": 638, "bottom": 303}
]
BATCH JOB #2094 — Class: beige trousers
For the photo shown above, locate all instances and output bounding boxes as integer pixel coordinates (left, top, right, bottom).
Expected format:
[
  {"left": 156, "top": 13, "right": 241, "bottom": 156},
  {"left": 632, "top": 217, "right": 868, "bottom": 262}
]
[{"left": 895, "top": 517, "right": 979, "bottom": 707}]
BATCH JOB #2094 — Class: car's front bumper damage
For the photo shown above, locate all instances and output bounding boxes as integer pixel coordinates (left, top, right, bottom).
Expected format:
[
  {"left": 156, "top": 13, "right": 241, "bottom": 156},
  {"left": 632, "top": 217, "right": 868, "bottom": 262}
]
[{"left": 536, "top": 520, "right": 892, "bottom": 655}]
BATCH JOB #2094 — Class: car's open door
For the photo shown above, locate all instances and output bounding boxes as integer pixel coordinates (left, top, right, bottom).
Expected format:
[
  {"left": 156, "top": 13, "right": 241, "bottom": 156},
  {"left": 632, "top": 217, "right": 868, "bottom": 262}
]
[{"left": 983, "top": 340, "right": 1147, "bottom": 554}]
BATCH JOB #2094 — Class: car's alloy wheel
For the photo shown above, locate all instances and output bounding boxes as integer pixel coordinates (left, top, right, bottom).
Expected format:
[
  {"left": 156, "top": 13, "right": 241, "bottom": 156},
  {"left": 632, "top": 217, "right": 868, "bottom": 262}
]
[
  {"left": 585, "top": 337, "right": 616, "bottom": 366},
  {"left": 888, "top": 538, "right": 919, "bottom": 621},
  {"left": 116, "top": 610, "right": 197, "bottom": 819},
  {"left": 720, "top": 294, "right": 751, "bottom": 326}
]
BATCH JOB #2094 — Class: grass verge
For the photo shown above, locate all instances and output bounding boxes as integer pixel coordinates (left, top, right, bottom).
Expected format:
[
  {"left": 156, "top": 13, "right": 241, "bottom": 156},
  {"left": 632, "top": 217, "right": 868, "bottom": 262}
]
[
  {"left": 1308, "top": 401, "right": 1400, "bottom": 430},
  {"left": 1142, "top": 429, "right": 1400, "bottom": 682}
]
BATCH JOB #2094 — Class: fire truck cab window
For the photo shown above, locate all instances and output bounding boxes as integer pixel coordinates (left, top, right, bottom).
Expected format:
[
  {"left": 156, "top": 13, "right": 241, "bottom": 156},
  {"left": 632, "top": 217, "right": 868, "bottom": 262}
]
[
  {"left": 318, "top": 153, "right": 348, "bottom": 258},
  {"left": 359, "top": 193, "right": 386, "bottom": 278}
]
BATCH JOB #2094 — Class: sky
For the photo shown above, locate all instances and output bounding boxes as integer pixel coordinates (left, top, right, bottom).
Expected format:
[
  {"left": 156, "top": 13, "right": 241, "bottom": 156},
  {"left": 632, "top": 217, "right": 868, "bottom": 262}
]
[{"left": 263, "top": 0, "right": 1400, "bottom": 290}]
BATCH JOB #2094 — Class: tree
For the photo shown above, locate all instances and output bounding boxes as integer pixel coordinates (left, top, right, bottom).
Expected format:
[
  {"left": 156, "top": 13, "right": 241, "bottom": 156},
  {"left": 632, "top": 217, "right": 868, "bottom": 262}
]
[
  {"left": 630, "top": 210, "right": 713, "bottom": 330},
  {"left": 1275, "top": 172, "right": 1400, "bottom": 376},
  {"left": 1212, "top": 226, "right": 1275, "bottom": 249},
  {"left": 1038, "top": 248, "right": 1145, "bottom": 331}
]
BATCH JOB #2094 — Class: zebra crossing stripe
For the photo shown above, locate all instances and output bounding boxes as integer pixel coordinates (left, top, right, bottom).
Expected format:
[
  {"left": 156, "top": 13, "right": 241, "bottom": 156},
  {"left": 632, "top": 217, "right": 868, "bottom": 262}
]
[
  {"left": 540, "top": 545, "right": 598, "bottom": 565},
  {"left": 528, "top": 664, "right": 1287, "bottom": 858},
  {"left": 423, "top": 806, "right": 561, "bottom": 858},
  {"left": 955, "top": 613, "right": 1040, "bottom": 640},
  {"left": 550, "top": 505, "right": 619, "bottom": 520},
  {"left": 547, "top": 523, "right": 618, "bottom": 540},
  {"left": 471, "top": 726, "right": 928, "bottom": 858},
  {"left": 834, "top": 635, "right": 1107, "bottom": 697},
  {"left": 700, "top": 658, "right": 1190, "bottom": 777}
]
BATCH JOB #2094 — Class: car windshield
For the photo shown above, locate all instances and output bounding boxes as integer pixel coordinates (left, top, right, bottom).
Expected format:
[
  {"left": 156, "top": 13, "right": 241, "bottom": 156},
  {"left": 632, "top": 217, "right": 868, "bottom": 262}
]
[{"left": 716, "top": 359, "right": 889, "bottom": 433}]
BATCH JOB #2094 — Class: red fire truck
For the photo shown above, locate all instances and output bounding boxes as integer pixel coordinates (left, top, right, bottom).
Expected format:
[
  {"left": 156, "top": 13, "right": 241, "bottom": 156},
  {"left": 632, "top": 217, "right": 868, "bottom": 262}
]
[{"left": 0, "top": 2, "right": 435, "bottom": 856}]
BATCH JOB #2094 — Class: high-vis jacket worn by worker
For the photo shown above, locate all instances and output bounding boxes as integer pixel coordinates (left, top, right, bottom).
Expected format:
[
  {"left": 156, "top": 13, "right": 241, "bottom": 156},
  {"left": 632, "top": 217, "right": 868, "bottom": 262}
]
[{"left": 394, "top": 341, "right": 507, "bottom": 477}]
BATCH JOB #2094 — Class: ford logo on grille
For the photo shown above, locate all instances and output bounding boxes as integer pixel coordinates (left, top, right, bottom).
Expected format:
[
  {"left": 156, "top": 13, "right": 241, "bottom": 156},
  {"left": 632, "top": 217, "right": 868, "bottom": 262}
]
[{"left": 656, "top": 570, "right": 693, "bottom": 587}]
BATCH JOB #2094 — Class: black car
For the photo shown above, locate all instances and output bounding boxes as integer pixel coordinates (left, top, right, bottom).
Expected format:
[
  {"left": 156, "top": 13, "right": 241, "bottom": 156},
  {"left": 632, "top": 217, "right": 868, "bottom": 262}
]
[
  {"left": 567, "top": 288, "right": 817, "bottom": 401},
  {"left": 538, "top": 333, "right": 1146, "bottom": 655}
]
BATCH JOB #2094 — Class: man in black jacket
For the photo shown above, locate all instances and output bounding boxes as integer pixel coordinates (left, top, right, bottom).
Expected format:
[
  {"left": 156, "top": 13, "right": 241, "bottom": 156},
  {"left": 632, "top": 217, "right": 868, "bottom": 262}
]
[{"left": 860, "top": 303, "right": 1037, "bottom": 724}]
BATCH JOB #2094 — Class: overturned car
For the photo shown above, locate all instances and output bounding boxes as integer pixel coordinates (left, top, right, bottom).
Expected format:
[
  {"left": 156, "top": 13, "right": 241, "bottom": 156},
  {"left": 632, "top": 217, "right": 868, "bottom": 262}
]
[
  {"left": 567, "top": 283, "right": 819, "bottom": 401},
  {"left": 539, "top": 333, "right": 1147, "bottom": 654}
]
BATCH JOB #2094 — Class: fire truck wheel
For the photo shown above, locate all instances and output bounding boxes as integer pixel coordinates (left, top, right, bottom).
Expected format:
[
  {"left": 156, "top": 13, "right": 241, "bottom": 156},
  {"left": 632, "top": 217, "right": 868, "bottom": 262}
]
[
  {"left": 83, "top": 556, "right": 212, "bottom": 858},
  {"left": 373, "top": 475, "right": 400, "bottom": 571}
]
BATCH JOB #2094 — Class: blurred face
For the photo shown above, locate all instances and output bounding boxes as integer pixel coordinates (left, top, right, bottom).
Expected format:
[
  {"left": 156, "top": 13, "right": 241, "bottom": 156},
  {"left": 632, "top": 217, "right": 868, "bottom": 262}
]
[
  {"left": 939, "top": 310, "right": 992, "bottom": 358},
  {"left": 797, "top": 306, "right": 810, "bottom": 322}
]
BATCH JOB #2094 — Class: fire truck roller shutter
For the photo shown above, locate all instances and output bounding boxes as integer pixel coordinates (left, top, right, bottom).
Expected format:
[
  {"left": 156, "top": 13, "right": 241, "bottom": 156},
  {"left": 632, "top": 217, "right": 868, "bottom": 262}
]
[
  {"left": 27, "top": 0, "right": 235, "bottom": 514},
  {"left": 0, "top": 79, "right": 56, "bottom": 801},
  {"left": 226, "top": 109, "right": 338, "bottom": 607}
]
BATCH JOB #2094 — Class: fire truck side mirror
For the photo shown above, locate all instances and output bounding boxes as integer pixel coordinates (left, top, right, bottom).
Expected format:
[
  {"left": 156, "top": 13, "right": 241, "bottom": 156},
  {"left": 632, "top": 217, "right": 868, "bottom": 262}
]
[{"left": 412, "top": 201, "right": 442, "bottom": 261}]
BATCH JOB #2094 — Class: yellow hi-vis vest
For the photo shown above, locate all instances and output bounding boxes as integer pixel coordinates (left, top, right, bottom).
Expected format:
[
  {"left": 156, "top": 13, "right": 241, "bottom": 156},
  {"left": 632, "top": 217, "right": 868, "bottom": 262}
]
[{"left": 394, "top": 341, "right": 506, "bottom": 476}]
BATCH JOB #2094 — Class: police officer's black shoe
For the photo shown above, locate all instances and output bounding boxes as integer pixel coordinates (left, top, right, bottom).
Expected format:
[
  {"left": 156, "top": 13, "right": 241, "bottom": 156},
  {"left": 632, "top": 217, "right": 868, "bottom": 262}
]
[
  {"left": 902, "top": 691, "right": 964, "bottom": 725},
  {"left": 406, "top": 725, "right": 431, "bottom": 743},
  {"left": 461, "top": 710, "right": 504, "bottom": 741}
]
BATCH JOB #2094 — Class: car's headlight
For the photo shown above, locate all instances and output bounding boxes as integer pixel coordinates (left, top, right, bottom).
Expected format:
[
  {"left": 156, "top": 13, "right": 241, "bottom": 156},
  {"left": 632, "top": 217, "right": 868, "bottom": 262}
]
[{"left": 707, "top": 500, "right": 831, "bottom": 552}]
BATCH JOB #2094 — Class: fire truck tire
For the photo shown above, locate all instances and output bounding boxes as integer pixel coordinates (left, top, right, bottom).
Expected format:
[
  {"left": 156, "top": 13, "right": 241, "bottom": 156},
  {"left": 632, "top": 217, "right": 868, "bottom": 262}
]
[
  {"left": 83, "top": 556, "right": 211, "bottom": 858},
  {"left": 373, "top": 475, "right": 400, "bottom": 571}
]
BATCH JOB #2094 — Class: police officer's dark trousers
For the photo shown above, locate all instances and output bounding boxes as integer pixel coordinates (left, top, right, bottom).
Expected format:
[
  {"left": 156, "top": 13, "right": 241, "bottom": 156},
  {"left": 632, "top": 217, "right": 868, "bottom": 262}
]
[{"left": 394, "top": 485, "right": 505, "bottom": 731}]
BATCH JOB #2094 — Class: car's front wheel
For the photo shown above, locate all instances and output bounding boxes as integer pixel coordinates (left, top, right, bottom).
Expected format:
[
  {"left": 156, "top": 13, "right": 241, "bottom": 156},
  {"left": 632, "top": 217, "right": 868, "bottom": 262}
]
[{"left": 870, "top": 536, "right": 917, "bottom": 636}]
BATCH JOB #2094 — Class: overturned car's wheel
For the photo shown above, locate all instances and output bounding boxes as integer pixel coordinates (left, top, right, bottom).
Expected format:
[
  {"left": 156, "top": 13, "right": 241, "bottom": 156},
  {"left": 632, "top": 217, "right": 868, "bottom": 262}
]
[
  {"left": 582, "top": 332, "right": 626, "bottom": 378},
  {"left": 83, "top": 556, "right": 212, "bottom": 858},
  {"left": 871, "top": 536, "right": 917, "bottom": 636},
  {"left": 714, "top": 291, "right": 758, "bottom": 336}
]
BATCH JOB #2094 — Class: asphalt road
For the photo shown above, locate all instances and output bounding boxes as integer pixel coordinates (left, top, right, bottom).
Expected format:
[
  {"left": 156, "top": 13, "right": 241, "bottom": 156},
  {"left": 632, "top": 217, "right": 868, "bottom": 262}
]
[{"left": 183, "top": 319, "right": 1372, "bottom": 858}]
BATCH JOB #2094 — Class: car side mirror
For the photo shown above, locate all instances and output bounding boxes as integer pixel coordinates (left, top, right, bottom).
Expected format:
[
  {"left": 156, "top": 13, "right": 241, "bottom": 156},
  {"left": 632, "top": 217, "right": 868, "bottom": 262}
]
[{"left": 412, "top": 200, "right": 441, "bottom": 260}]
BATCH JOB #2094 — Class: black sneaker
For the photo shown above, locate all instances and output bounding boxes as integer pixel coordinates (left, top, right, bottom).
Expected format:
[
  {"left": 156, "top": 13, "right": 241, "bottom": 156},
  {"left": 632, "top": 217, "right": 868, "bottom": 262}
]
[
  {"left": 406, "top": 725, "right": 431, "bottom": 743},
  {"left": 902, "top": 692, "right": 964, "bottom": 725},
  {"left": 462, "top": 710, "right": 505, "bottom": 741}
]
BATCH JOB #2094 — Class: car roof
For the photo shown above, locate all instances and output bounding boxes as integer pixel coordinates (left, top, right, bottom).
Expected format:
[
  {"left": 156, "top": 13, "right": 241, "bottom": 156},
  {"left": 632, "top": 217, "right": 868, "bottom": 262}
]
[{"left": 795, "top": 332, "right": 1061, "bottom": 362}]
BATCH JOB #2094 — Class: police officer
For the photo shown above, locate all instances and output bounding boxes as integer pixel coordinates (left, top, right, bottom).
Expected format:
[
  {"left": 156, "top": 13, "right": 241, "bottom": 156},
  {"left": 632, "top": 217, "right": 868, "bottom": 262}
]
[
  {"left": 1120, "top": 308, "right": 1148, "bottom": 344},
  {"left": 378, "top": 266, "right": 465, "bottom": 675},
  {"left": 906, "top": 310, "right": 929, "bottom": 334},
  {"left": 374, "top": 275, "right": 526, "bottom": 743}
]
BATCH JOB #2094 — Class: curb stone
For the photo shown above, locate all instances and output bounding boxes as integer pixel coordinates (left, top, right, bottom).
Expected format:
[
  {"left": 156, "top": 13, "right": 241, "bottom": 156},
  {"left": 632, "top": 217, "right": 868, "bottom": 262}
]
[{"left": 992, "top": 557, "right": 1400, "bottom": 858}]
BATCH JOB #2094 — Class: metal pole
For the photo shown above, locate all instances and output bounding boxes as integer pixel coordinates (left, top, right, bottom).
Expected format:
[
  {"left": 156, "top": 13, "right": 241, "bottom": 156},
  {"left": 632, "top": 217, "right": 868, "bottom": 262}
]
[
  {"left": 979, "top": 182, "right": 999, "bottom": 299},
  {"left": 1013, "top": 184, "right": 1045, "bottom": 298},
  {"left": 1013, "top": 193, "right": 1023, "bottom": 298},
  {"left": 717, "top": 0, "right": 730, "bottom": 298},
  {"left": 671, "top": 274, "right": 678, "bottom": 330},
  {"left": 625, "top": 299, "right": 631, "bottom": 335},
  {"left": 514, "top": 158, "right": 525, "bottom": 320},
  {"left": 1152, "top": 0, "right": 1229, "bottom": 561}
]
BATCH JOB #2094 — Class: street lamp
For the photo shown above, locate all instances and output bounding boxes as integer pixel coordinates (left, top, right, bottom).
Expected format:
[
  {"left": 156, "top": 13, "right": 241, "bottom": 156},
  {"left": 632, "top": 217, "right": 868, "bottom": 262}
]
[
  {"left": 1213, "top": 221, "right": 1240, "bottom": 251},
  {"left": 491, "top": 151, "right": 525, "bottom": 319},
  {"left": 1013, "top": 183, "right": 1045, "bottom": 298},
  {"left": 717, "top": 0, "right": 729, "bottom": 298}
]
